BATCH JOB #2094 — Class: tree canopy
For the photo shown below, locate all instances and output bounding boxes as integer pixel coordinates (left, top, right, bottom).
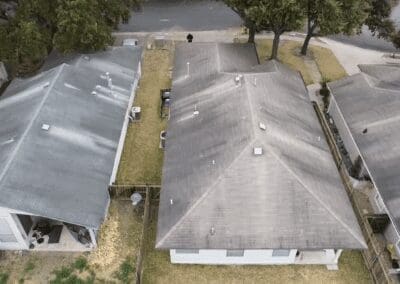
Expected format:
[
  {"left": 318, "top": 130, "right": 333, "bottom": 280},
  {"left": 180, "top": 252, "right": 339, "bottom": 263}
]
[
  {"left": 222, "top": 0, "right": 258, "bottom": 43},
  {"left": 365, "top": 0, "right": 395, "bottom": 39},
  {"left": 300, "top": 0, "right": 370, "bottom": 55},
  {"left": 0, "top": 0, "right": 139, "bottom": 75},
  {"left": 247, "top": 0, "right": 304, "bottom": 59}
]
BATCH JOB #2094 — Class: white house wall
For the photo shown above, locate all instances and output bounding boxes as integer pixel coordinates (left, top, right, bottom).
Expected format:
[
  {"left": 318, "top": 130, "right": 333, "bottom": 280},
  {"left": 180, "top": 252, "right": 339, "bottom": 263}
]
[
  {"left": 170, "top": 249, "right": 341, "bottom": 268},
  {"left": 0, "top": 206, "right": 29, "bottom": 250},
  {"left": 171, "top": 249, "right": 297, "bottom": 265}
]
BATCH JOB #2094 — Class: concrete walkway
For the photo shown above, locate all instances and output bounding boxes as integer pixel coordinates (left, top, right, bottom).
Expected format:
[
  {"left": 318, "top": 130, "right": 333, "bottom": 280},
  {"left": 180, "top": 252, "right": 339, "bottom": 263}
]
[{"left": 114, "top": 29, "right": 399, "bottom": 76}]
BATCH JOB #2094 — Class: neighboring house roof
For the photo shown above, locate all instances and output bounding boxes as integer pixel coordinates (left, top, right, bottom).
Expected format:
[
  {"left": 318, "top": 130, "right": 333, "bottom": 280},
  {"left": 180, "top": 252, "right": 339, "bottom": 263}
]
[
  {"left": 156, "top": 43, "right": 366, "bottom": 250},
  {"left": 328, "top": 64, "right": 400, "bottom": 237},
  {"left": 0, "top": 46, "right": 142, "bottom": 229}
]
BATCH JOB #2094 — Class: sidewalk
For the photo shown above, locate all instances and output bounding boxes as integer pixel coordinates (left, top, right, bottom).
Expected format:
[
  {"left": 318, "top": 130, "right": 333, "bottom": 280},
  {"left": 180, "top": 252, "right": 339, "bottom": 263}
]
[{"left": 114, "top": 29, "right": 397, "bottom": 75}]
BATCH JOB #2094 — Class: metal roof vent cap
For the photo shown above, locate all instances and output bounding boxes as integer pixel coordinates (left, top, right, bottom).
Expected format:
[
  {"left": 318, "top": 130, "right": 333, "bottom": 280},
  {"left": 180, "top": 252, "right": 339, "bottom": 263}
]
[
  {"left": 41, "top": 124, "right": 50, "bottom": 131},
  {"left": 210, "top": 227, "right": 215, "bottom": 236},
  {"left": 234, "top": 74, "right": 243, "bottom": 86},
  {"left": 253, "top": 147, "right": 263, "bottom": 156}
]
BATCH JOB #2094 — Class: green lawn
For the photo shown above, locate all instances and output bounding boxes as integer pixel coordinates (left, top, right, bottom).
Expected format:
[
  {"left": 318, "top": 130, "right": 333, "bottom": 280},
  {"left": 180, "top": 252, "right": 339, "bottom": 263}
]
[
  {"left": 116, "top": 49, "right": 172, "bottom": 185},
  {"left": 254, "top": 39, "right": 347, "bottom": 85}
]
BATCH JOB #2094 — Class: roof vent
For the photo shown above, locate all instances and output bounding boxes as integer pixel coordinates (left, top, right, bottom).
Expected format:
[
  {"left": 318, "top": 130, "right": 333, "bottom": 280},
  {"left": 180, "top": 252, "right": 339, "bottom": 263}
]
[
  {"left": 363, "top": 128, "right": 368, "bottom": 134},
  {"left": 234, "top": 74, "right": 243, "bottom": 86},
  {"left": 43, "top": 82, "right": 50, "bottom": 89},
  {"left": 253, "top": 147, "right": 263, "bottom": 156},
  {"left": 259, "top": 122, "right": 266, "bottom": 131},
  {"left": 186, "top": 62, "right": 190, "bottom": 78},
  {"left": 83, "top": 56, "right": 90, "bottom": 61},
  {"left": 41, "top": 124, "right": 50, "bottom": 131},
  {"left": 170, "top": 199, "right": 174, "bottom": 205},
  {"left": 91, "top": 91, "right": 97, "bottom": 95},
  {"left": 210, "top": 227, "right": 215, "bottom": 235},
  {"left": 317, "top": 136, "right": 321, "bottom": 142}
]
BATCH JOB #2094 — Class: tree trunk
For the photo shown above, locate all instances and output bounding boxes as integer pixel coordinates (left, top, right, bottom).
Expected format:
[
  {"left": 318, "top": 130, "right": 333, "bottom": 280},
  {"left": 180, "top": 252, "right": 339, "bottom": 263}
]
[
  {"left": 248, "top": 25, "right": 256, "bottom": 43},
  {"left": 271, "top": 33, "right": 280, "bottom": 60},
  {"left": 301, "top": 32, "right": 313, "bottom": 56}
]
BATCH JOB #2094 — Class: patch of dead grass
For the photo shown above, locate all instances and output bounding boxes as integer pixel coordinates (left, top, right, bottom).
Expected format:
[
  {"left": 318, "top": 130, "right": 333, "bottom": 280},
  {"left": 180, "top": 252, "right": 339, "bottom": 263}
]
[
  {"left": 310, "top": 45, "right": 348, "bottom": 82},
  {"left": 88, "top": 200, "right": 142, "bottom": 281},
  {"left": 255, "top": 40, "right": 314, "bottom": 85},
  {"left": 254, "top": 39, "right": 347, "bottom": 85}
]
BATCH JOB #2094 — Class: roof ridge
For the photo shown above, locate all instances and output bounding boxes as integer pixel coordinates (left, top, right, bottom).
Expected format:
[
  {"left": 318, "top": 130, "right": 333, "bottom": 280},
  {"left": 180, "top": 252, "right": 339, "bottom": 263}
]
[
  {"left": 0, "top": 64, "right": 65, "bottom": 184},
  {"left": 156, "top": 140, "right": 254, "bottom": 248},
  {"left": 261, "top": 140, "right": 366, "bottom": 247},
  {"left": 361, "top": 72, "right": 400, "bottom": 94}
]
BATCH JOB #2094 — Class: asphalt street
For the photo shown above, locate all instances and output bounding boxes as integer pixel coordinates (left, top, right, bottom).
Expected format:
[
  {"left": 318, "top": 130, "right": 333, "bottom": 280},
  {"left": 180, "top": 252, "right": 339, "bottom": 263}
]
[
  {"left": 118, "top": 0, "right": 241, "bottom": 32},
  {"left": 118, "top": 0, "right": 400, "bottom": 52}
]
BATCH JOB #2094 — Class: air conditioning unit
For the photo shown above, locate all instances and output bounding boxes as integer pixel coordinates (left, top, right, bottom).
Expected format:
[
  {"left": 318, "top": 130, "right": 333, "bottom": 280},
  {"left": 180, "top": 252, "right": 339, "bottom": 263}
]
[{"left": 131, "top": 106, "right": 141, "bottom": 122}]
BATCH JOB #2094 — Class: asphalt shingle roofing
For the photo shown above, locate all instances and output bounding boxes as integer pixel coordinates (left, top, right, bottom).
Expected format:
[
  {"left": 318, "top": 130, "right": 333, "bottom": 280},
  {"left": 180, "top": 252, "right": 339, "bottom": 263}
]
[
  {"left": 328, "top": 64, "right": 400, "bottom": 237},
  {"left": 156, "top": 43, "right": 366, "bottom": 250},
  {"left": 0, "top": 46, "right": 142, "bottom": 229}
]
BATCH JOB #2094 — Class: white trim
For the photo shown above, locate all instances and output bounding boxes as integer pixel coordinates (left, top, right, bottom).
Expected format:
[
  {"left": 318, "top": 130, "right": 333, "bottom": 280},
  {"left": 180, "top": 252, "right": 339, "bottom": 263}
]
[{"left": 89, "top": 229, "right": 97, "bottom": 248}]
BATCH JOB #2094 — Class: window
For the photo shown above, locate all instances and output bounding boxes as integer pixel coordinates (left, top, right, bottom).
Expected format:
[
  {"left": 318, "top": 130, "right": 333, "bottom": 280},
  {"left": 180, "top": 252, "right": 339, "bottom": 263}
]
[
  {"left": 226, "top": 250, "right": 244, "bottom": 257},
  {"left": 272, "top": 250, "right": 290, "bottom": 257},
  {"left": 175, "top": 249, "right": 199, "bottom": 254}
]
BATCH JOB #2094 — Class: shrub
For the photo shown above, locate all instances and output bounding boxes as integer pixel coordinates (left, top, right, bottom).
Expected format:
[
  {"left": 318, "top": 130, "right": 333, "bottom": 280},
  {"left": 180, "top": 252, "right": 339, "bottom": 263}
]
[
  {"left": 115, "top": 259, "right": 135, "bottom": 283},
  {"left": 0, "top": 273, "right": 9, "bottom": 284},
  {"left": 73, "top": 257, "right": 87, "bottom": 272}
]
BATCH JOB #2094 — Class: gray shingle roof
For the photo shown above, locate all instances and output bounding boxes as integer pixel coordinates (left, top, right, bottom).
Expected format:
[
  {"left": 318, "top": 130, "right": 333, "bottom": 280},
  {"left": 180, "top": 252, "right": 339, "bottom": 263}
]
[
  {"left": 156, "top": 43, "right": 366, "bottom": 250},
  {"left": 328, "top": 64, "right": 400, "bottom": 237},
  {"left": 0, "top": 46, "right": 142, "bottom": 229}
]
